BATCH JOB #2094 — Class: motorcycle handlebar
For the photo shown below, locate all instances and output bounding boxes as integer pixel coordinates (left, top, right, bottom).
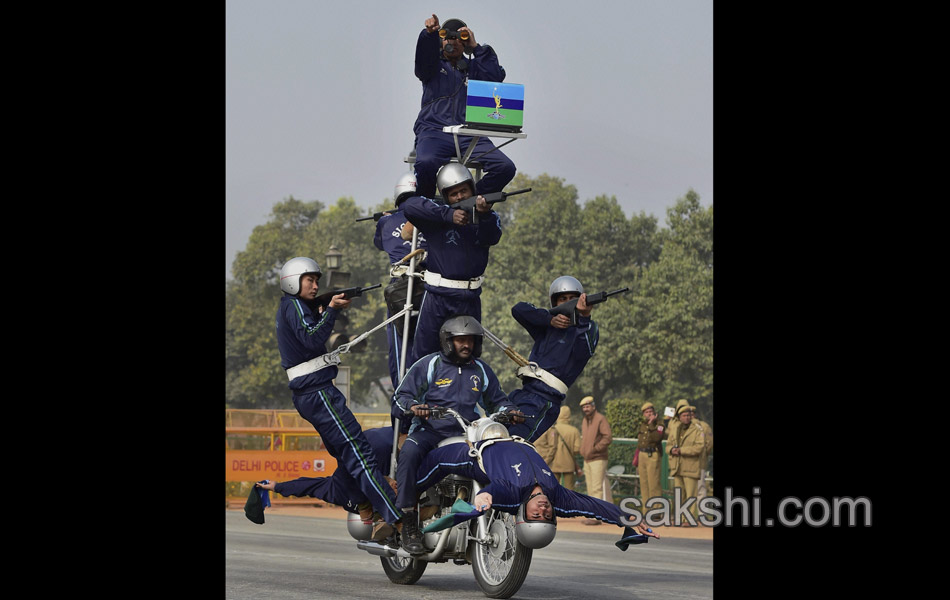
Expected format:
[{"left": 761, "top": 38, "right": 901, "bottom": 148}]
[{"left": 402, "top": 406, "right": 533, "bottom": 424}]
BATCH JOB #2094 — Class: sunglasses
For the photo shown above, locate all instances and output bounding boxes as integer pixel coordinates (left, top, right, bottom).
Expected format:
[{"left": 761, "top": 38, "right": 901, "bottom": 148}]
[{"left": 439, "top": 29, "right": 469, "bottom": 41}]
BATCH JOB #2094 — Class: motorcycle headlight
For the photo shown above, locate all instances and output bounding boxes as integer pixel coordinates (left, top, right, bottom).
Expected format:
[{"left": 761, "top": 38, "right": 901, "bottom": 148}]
[{"left": 474, "top": 420, "right": 509, "bottom": 442}]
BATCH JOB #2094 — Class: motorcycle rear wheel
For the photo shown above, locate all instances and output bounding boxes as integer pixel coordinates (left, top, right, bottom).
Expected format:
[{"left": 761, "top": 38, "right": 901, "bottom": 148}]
[
  {"left": 380, "top": 554, "right": 427, "bottom": 585},
  {"left": 471, "top": 511, "right": 532, "bottom": 598}
]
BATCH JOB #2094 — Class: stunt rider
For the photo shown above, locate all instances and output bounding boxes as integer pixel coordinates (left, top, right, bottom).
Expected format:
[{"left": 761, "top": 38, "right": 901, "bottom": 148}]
[
  {"left": 413, "top": 435, "right": 658, "bottom": 550},
  {"left": 373, "top": 172, "right": 429, "bottom": 389},
  {"left": 411, "top": 14, "right": 516, "bottom": 200},
  {"left": 392, "top": 315, "right": 524, "bottom": 554},
  {"left": 506, "top": 276, "right": 600, "bottom": 442},
  {"left": 401, "top": 163, "right": 502, "bottom": 367},
  {"left": 274, "top": 257, "right": 403, "bottom": 529},
  {"left": 255, "top": 426, "right": 401, "bottom": 528}
]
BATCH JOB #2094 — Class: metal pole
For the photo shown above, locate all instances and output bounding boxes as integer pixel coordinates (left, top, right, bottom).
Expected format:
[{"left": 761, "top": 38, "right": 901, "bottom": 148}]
[{"left": 390, "top": 227, "right": 420, "bottom": 479}]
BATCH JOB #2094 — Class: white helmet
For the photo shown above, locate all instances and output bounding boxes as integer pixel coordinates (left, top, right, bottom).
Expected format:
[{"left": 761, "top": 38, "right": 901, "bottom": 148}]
[
  {"left": 548, "top": 276, "right": 584, "bottom": 307},
  {"left": 279, "top": 257, "right": 321, "bottom": 295},
  {"left": 436, "top": 163, "right": 475, "bottom": 198},
  {"left": 394, "top": 172, "right": 417, "bottom": 207},
  {"left": 515, "top": 497, "right": 557, "bottom": 549},
  {"left": 346, "top": 512, "right": 373, "bottom": 540}
]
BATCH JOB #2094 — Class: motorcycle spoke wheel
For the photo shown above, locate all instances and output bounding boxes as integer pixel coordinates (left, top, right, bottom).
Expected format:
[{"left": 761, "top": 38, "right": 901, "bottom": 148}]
[{"left": 472, "top": 511, "right": 531, "bottom": 598}]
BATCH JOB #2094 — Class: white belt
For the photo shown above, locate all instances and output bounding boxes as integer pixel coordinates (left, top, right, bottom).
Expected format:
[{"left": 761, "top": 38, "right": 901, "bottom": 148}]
[
  {"left": 516, "top": 363, "right": 569, "bottom": 395},
  {"left": 286, "top": 353, "right": 342, "bottom": 381},
  {"left": 424, "top": 271, "right": 484, "bottom": 290}
]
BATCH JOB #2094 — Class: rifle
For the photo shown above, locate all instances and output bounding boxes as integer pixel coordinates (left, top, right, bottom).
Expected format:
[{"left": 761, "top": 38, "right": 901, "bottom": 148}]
[
  {"left": 356, "top": 212, "right": 389, "bottom": 222},
  {"left": 453, "top": 187, "right": 531, "bottom": 222},
  {"left": 548, "top": 287, "right": 630, "bottom": 325},
  {"left": 356, "top": 194, "right": 445, "bottom": 222},
  {"left": 315, "top": 283, "right": 382, "bottom": 306}
]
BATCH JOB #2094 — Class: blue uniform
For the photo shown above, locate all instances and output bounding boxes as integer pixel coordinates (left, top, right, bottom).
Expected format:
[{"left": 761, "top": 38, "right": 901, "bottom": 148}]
[
  {"left": 393, "top": 351, "right": 515, "bottom": 509},
  {"left": 374, "top": 208, "right": 428, "bottom": 389},
  {"left": 412, "top": 29, "right": 516, "bottom": 199},
  {"left": 275, "top": 294, "right": 402, "bottom": 524},
  {"left": 415, "top": 438, "right": 628, "bottom": 527},
  {"left": 272, "top": 427, "right": 395, "bottom": 514},
  {"left": 401, "top": 194, "right": 502, "bottom": 366},
  {"left": 506, "top": 302, "right": 600, "bottom": 441}
]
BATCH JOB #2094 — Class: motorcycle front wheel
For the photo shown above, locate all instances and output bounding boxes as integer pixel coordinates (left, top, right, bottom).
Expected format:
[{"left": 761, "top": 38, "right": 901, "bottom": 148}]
[
  {"left": 380, "top": 554, "right": 427, "bottom": 585},
  {"left": 471, "top": 510, "right": 532, "bottom": 599}
]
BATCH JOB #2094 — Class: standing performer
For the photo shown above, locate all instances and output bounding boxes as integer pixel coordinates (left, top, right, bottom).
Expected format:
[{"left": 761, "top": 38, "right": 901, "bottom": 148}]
[
  {"left": 275, "top": 257, "right": 403, "bottom": 528},
  {"left": 412, "top": 14, "right": 516, "bottom": 199},
  {"left": 402, "top": 164, "right": 502, "bottom": 367},
  {"left": 374, "top": 172, "right": 428, "bottom": 389}
]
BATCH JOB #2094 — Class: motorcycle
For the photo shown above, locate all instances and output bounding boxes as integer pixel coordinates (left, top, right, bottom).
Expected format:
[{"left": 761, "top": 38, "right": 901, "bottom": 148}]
[{"left": 349, "top": 406, "right": 533, "bottom": 599}]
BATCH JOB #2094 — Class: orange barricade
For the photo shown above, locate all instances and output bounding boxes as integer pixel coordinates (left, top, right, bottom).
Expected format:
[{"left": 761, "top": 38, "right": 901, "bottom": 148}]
[{"left": 227, "top": 449, "right": 339, "bottom": 481}]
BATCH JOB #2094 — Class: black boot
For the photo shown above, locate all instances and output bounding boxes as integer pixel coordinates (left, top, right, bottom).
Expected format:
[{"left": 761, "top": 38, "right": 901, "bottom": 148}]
[{"left": 400, "top": 511, "right": 425, "bottom": 555}]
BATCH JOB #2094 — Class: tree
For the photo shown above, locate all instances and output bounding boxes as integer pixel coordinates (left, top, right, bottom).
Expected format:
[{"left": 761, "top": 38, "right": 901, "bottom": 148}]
[
  {"left": 225, "top": 178, "right": 712, "bottom": 425},
  {"left": 631, "top": 190, "right": 713, "bottom": 422}
]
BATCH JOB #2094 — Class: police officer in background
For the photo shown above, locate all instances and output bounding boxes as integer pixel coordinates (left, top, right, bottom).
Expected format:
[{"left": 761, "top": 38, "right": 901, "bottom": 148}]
[
  {"left": 636, "top": 402, "right": 666, "bottom": 516},
  {"left": 689, "top": 405, "right": 713, "bottom": 506},
  {"left": 668, "top": 403, "right": 706, "bottom": 524}
]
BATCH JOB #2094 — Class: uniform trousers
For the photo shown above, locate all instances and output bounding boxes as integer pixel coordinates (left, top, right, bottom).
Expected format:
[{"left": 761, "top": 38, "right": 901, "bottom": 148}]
[
  {"left": 413, "top": 132, "right": 516, "bottom": 199},
  {"left": 637, "top": 449, "right": 664, "bottom": 513},
  {"left": 584, "top": 458, "right": 612, "bottom": 503},
  {"left": 673, "top": 475, "right": 699, "bottom": 520},
  {"left": 409, "top": 288, "right": 481, "bottom": 366},
  {"left": 292, "top": 384, "right": 402, "bottom": 524},
  {"left": 506, "top": 388, "right": 562, "bottom": 443}
]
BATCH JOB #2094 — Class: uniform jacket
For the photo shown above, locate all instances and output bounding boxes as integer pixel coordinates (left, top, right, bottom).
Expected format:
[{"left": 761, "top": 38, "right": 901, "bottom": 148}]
[
  {"left": 511, "top": 302, "right": 599, "bottom": 397},
  {"left": 668, "top": 422, "right": 706, "bottom": 479},
  {"left": 637, "top": 419, "right": 666, "bottom": 454},
  {"left": 533, "top": 406, "right": 581, "bottom": 473},
  {"left": 665, "top": 399, "right": 691, "bottom": 443},
  {"left": 402, "top": 195, "right": 502, "bottom": 285},
  {"left": 413, "top": 29, "right": 506, "bottom": 137},
  {"left": 581, "top": 409, "right": 612, "bottom": 462},
  {"left": 275, "top": 295, "right": 340, "bottom": 391},
  {"left": 415, "top": 438, "right": 626, "bottom": 526},
  {"left": 374, "top": 207, "right": 428, "bottom": 266},
  {"left": 693, "top": 418, "right": 713, "bottom": 469},
  {"left": 393, "top": 351, "right": 515, "bottom": 437}
]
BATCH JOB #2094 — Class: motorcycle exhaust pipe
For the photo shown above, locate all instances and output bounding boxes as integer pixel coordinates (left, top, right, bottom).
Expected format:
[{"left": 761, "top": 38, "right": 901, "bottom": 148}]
[
  {"left": 356, "top": 540, "right": 397, "bottom": 557},
  {"left": 356, "top": 526, "right": 455, "bottom": 560}
]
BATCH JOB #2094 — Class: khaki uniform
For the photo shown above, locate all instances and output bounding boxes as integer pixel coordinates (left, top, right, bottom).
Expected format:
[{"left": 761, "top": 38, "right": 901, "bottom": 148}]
[
  {"left": 581, "top": 408, "right": 613, "bottom": 503},
  {"left": 692, "top": 417, "right": 713, "bottom": 502},
  {"left": 668, "top": 420, "right": 706, "bottom": 519},
  {"left": 533, "top": 406, "right": 582, "bottom": 490},
  {"left": 636, "top": 417, "right": 667, "bottom": 513},
  {"left": 664, "top": 399, "right": 691, "bottom": 444}
]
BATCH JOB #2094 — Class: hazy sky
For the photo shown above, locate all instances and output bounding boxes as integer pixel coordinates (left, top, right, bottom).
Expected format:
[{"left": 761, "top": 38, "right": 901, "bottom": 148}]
[{"left": 226, "top": 0, "right": 712, "bottom": 280}]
